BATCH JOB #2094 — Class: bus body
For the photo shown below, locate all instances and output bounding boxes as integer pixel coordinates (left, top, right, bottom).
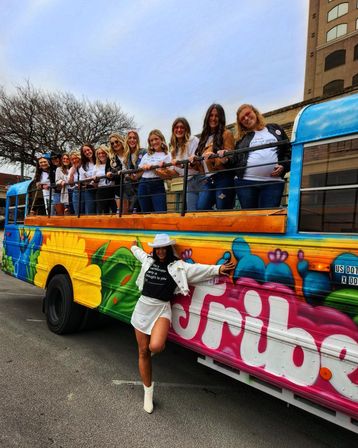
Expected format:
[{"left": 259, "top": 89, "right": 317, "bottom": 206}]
[{"left": 2, "top": 94, "right": 358, "bottom": 431}]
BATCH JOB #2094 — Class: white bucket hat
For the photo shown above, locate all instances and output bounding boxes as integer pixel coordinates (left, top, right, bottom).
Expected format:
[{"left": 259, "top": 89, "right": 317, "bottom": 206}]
[{"left": 148, "top": 233, "right": 176, "bottom": 248}]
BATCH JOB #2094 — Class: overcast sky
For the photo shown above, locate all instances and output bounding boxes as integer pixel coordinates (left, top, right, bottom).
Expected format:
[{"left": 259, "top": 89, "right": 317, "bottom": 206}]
[{"left": 1, "top": 0, "right": 309, "bottom": 173}]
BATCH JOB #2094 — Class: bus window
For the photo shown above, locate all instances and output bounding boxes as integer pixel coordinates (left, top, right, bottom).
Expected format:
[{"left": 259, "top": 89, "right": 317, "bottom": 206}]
[
  {"left": 299, "top": 136, "right": 358, "bottom": 233},
  {"left": 7, "top": 196, "right": 16, "bottom": 224},
  {"left": 17, "top": 194, "right": 27, "bottom": 223}
]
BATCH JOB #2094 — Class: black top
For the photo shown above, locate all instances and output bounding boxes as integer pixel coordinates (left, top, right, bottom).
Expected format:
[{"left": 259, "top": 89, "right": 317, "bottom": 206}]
[
  {"left": 142, "top": 262, "right": 177, "bottom": 301},
  {"left": 105, "top": 155, "right": 123, "bottom": 185}
]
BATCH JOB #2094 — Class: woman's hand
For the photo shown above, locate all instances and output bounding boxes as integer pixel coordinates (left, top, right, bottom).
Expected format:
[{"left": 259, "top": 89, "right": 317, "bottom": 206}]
[
  {"left": 106, "top": 172, "right": 113, "bottom": 178},
  {"left": 203, "top": 151, "right": 214, "bottom": 161},
  {"left": 188, "top": 155, "right": 196, "bottom": 163},
  {"left": 142, "top": 164, "right": 152, "bottom": 171},
  {"left": 219, "top": 261, "right": 235, "bottom": 276},
  {"left": 217, "top": 150, "right": 226, "bottom": 158},
  {"left": 271, "top": 164, "right": 284, "bottom": 177}
]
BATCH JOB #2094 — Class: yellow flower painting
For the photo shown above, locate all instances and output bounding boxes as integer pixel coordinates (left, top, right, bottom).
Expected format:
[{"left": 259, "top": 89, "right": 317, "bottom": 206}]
[{"left": 34, "top": 232, "right": 102, "bottom": 308}]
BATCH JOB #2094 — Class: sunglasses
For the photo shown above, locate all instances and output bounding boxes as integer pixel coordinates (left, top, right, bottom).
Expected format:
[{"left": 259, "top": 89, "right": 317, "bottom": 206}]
[{"left": 110, "top": 140, "right": 120, "bottom": 146}]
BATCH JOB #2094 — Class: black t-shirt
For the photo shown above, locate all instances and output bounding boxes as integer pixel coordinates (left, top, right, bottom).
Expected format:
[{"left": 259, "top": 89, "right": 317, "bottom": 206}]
[{"left": 142, "top": 261, "right": 177, "bottom": 301}]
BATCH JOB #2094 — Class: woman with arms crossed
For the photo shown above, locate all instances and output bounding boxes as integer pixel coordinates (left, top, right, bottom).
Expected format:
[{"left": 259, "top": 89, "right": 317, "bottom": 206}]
[{"left": 130, "top": 234, "right": 234, "bottom": 413}]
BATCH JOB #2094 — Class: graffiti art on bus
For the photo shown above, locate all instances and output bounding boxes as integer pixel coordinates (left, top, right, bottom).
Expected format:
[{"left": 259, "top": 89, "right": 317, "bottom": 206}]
[
  {"left": 33, "top": 231, "right": 102, "bottom": 308},
  {"left": 91, "top": 240, "right": 141, "bottom": 321},
  {"left": 171, "top": 277, "right": 358, "bottom": 410},
  {"left": 195, "top": 236, "right": 358, "bottom": 324},
  {"left": 2, "top": 227, "right": 42, "bottom": 281}
]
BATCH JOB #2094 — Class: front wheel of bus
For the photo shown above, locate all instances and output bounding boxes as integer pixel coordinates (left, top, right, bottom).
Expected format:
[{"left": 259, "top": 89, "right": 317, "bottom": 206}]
[{"left": 45, "top": 274, "right": 85, "bottom": 334}]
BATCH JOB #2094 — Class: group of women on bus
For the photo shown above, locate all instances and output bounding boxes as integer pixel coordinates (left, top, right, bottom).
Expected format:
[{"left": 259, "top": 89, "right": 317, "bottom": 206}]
[{"left": 33, "top": 103, "right": 291, "bottom": 215}]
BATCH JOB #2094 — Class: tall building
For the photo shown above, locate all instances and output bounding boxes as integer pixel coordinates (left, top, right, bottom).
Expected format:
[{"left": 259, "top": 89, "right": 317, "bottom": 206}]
[{"left": 304, "top": 0, "right": 358, "bottom": 100}]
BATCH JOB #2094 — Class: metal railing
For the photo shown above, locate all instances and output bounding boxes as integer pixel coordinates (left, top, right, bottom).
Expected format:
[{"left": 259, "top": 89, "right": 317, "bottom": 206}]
[{"left": 27, "top": 140, "right": 291, "bottom": 218}]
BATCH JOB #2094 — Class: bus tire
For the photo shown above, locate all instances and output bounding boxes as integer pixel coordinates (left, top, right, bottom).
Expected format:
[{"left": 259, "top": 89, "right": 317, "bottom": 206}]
[{"left": 45, "top": 274, "right": 85, "bottom": 334}]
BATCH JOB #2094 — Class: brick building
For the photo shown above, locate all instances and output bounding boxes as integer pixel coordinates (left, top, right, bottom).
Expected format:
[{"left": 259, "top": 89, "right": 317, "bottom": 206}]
[{"left": 304, "top": 0, "right": 358, "bottom": 99}]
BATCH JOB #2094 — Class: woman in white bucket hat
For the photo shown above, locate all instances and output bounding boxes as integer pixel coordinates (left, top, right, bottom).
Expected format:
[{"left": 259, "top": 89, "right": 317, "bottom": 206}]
[{"left": 130, "top": 233, "right": 234, "bottom": 413}]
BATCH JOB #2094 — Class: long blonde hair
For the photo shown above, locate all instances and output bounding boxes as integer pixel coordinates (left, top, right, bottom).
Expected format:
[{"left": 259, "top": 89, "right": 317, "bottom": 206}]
[
  {"left": 95, "top": 145, "right": 109, "bottom": 167},
  {"left": 236, "top": 104, "right": 266, "bottom": 141},
  {"left": 147, "top": 129, "right": 168, "bottom": 155},
  {"left": 108, "top": 133, "right": 125, "bottom": 160},
  {"left": 124, "top": 130, "right": 141, "bottom": 165},
  {"left": 169, "top": 117, "right": 191, "bottom": 159}
]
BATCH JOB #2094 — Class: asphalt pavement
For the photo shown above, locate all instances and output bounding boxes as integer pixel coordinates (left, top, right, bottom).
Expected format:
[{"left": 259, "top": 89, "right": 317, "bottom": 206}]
[{"left": 0, "top": 258, "right": 357, "bottom": 447}]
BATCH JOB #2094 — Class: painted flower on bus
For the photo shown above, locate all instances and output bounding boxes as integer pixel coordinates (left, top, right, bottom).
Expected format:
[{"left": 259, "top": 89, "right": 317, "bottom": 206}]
[{"left": 34, "top": 232, "right": 102, "bottom": 308}]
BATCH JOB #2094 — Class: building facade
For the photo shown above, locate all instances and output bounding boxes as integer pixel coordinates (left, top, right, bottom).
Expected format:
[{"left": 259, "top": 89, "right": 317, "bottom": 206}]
[{"left": 304, "top": 0, "right": 358, "bottom": 100}]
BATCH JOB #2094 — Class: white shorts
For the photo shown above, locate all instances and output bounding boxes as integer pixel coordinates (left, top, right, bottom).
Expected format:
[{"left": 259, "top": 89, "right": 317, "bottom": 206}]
[{"left": 131, "top": 295, "right": 171, "bottom": 335}]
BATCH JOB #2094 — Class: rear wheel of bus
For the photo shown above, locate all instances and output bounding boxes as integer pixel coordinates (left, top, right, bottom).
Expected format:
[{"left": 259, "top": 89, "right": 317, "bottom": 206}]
[{"left": 45, "top": 273, "right": 85, "bottom": 334}]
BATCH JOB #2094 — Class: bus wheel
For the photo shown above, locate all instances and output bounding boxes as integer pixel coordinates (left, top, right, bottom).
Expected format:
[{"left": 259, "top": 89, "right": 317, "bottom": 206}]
[{"left": 45, "top": 274, "right": 85, "bottom": 334}]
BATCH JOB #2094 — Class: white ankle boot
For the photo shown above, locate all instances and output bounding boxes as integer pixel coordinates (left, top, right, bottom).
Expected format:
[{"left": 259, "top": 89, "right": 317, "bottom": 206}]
[{"left": 143, "top": 383, "right": 154, "bottom": 413}]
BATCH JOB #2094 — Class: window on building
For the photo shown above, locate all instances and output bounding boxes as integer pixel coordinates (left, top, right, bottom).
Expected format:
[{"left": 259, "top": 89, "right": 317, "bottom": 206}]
[
  {"left": 326, "top": 23, "right": 347, "bottom": 41},
  {"left": 323, "top": 79, "right": 344, "bottom": 95},
  {"left": 299, "top": 137, "right": 358, "bottom": 233},
  {"left": 353, "top": 73, "right": 358, "bottom": 86},
  {"left": 327, "top": 3, "right": 349, "bottom": 22},
  {"left": 354, "top": 44, "right": 358, "bottom": 60},
  {"left": 324, "top": 49, "right": 346, "bottom": 70}
]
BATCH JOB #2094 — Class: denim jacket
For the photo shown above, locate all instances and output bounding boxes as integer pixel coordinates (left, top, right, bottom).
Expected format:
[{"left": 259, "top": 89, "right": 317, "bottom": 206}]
[{"left": 131, "top": 246, "right": 220, "bottom": 296}]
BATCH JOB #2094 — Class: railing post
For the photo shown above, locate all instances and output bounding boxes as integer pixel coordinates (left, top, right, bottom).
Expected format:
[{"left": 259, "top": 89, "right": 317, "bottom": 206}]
[
  {"left": 48, "top": 185, "right": 52, "bottom": 217},
  {"left": 78, "top": 183, "right": 82, "bottom": 218},
  {"left": 181, "top": 161, "right": 189, "bottom": 216},
  {"left": 119, "top": 172, "right": 124, "bottom": 217}
]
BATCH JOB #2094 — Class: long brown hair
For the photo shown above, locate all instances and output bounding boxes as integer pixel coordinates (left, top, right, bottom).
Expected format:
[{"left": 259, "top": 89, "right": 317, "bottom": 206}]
[
  {"left": 170, "top": 117, "right": 191, "bottom": 159},
  {"left": 196, "top": 104, "right": 226, "bottom": 156},
  {"left": 80, "top": 143, "right": 96, "bottom": 170},
  {"left": 34, "top": 157, "right": 50, "bottom": 183},
  {"left": 236, "top": 104, "right": 266, "bottom": 141},
  {"left": 59, "top": 152, "right": 71, "bottom": 175}
]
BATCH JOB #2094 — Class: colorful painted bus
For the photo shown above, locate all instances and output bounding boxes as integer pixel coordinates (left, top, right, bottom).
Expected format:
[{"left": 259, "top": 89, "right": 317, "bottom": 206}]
[{"left": 1, "top": 94, "right": 358, "bottom": 432}]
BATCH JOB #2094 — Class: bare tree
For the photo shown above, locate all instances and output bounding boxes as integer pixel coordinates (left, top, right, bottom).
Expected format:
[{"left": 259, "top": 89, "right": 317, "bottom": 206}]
[{"left": 0, "top": 82, "right": 135, "bottom": 175}]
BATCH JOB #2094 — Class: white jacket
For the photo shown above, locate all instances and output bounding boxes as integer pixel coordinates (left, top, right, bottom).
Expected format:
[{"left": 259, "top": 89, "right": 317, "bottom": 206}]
[{"left": 131, "top": 245, "right": 221, "bottom": 296}]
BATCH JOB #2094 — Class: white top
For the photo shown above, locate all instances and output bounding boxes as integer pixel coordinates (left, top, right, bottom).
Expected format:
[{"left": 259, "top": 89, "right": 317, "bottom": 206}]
[
  {"left": 172, "top": 136, "right": 200, "bottom": 177},
  {"left": 79, "top": 162, "right": 95, "bottom": 181},
  {"left": 244, "top": 127, "right": 282, "bottom": 182},
  {"left": 55, "top": 167, "right": 70, "bottom": 203},
  {"left": 69, "top": 166, "right": 81, "bottom": 184},
  {"left": 55, "top": 167, "right": 70, "bottom": 185},
  {"left": 139, "top": 152, "right": 172, "bottom": 179},
  {"left": 92, "top": 164, "right": 108, "bottom": 187}
]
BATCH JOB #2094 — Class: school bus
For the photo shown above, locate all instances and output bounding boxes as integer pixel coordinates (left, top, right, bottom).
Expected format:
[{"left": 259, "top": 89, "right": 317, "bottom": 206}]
[{"left": 2, "top": 94, "right": 358, "bottom": 432}]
